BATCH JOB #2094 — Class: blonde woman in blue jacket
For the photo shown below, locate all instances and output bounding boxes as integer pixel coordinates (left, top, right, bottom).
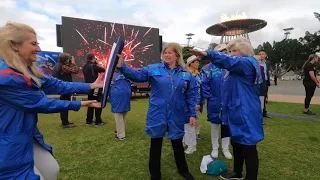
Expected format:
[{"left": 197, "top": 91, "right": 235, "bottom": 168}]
[
  {"left": 0, "top": 22, "right": 103, "bottom": 180},
  {"left": 117, "top": 43, "right": 197, "bottom": 180}
]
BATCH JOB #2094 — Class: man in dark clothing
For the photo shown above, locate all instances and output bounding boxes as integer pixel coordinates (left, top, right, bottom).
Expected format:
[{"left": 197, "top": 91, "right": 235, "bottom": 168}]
[
  {"left": 52, "top": 53, "right": 79, "bottom": 128},
  {"left": 83, "top": 54, "right": 106, "bottom": 126},
  {"left": 258, "top": 50, "right": 271, "bottom": 118}
]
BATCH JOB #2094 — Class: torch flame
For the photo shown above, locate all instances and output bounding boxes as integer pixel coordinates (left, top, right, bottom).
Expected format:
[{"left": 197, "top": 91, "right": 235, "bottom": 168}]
[{"left": 221, "top": 12, "right": 248, "bottom": 22}]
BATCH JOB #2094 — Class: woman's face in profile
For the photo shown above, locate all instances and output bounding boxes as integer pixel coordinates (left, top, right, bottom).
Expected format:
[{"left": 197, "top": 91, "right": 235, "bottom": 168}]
[
  {"left": 14, "top": 32, "right": 41, "bottom": 65},
  {"left": 228, "top": 46, "right": 241, "bottom": 57}
]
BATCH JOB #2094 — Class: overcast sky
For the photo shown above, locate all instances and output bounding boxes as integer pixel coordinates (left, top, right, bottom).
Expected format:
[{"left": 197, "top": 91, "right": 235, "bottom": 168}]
[{"left": 0, "top": 0, "right": 319, "bottom": 52}]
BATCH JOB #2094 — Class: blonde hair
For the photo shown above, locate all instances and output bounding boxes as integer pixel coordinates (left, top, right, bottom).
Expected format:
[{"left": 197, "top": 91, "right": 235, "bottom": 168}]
[
  {"left": 0, "top": 22, "right": 46, "bottom": 87},
  {"left": 226, "top": 37, "right": 254, "bottom": 56},
  {"left": 302, "top": 54, "right": 319, "bottom": 69},
  {"left": 162, "top": 42, "right": 185, "bottom": 67}
]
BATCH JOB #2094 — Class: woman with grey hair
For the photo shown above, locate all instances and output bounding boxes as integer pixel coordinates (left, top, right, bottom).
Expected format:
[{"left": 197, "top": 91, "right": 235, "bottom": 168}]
[{"left": 191, "top": 37, "right": 263, "bottom": 180}]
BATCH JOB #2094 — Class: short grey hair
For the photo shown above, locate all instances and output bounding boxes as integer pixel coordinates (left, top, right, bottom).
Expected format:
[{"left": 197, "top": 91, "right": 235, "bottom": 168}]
[{"left": 226, "top": 37, "right": 254, "bottom": 56}]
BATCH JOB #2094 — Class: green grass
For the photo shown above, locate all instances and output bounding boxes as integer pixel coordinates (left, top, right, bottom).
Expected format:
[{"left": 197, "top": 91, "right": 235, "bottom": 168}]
[
  {"left": 267, "top": 101, "right": 320, "bottom": 118},
  {"left": 37, "top": 98, "right": 320, "bottom": 180}
]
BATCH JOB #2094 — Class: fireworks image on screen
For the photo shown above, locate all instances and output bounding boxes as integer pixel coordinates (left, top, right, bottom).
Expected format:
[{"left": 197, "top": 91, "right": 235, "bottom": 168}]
[
  {"left": 70, "top": 19, "right": 158, "bottom": 67},
  {"left": 61, "top": 17, "right": 160, "bottom": 81}
]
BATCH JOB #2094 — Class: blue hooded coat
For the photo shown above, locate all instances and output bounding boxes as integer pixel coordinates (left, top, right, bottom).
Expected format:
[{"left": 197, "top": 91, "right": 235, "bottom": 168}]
[
  {"left": 120, "top": 63, "right": 197, "bottom": 140},
  {"left": 205, "top": 51, "right": 264, "bottom": 145},
  {"left": 0, "top": 59, "right": 90, "bottom": 180},
  {"left": 201, "top": 63, "right": 223, "bottom": 124},
  {"left": 109, "top": 72, "right": 131, "bottom": 113}
]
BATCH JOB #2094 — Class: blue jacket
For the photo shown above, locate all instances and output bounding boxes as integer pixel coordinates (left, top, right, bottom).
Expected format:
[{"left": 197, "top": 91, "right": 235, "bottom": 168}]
[
  {"left": 191, "top": 72, "right": 203, "bottom": 113},
  {"left": 120, "top": 63, "right": 197, "bottom": 140},
  {"left": 109, "top": 72, "right": 131, "bottom": 113},
  {"left": 0, "top": 60, "right": 90, "bottom": 180},
  {"left": 201, "top": 63, "right": 223, "bottom": 124},
  {"left": 205, "top": 50, "right": 264, "bottom": 145}
]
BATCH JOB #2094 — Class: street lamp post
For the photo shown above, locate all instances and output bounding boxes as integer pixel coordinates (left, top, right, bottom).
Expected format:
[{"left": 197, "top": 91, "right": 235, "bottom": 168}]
[{"left": 185, "top": 33, "right": 195, "bottom": 47}]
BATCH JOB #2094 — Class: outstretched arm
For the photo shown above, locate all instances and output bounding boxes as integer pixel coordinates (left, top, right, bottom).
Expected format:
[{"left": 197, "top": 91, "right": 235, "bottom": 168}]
[
  {"left": 41, "top": 75, "right": 91, "bottom": 95},
  {"left": 205, "top": 50, "right": 253, "bottom": 76},
  {"left": 119, "top": 64, "right": 149, "bottom": 82},
  {"left": 0, "top": 85, "right": 82, "bottom": 113}
]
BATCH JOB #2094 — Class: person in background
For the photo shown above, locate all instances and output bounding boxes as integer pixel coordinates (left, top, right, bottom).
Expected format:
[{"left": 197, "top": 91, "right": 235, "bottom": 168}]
[
  {"left": 109, "top": 71, "right": 132, "bottom": 140},
  {"left": 183, "top": 55, "right": 202, "bottom": 154},
  {"left": 117, "top": 42, "right": 197, "bottom": 180},
  {"left": 83, "top": 54, "right": 106, "bottom": 126},
  {"left": 52, "top": 53, "right": 79, "bottom": 128},
  {"left": 302, "top": 54, "right": 319, "bottom": 115},
  {"left": 201, "top": 44, "right": 232, "bottom": 160},
  {"left": 0, "top": 22, "right": 103, "bottom": 180},
  {"left": 258, "top": 50, "right": 271, "bottom": 118},
  {"left": 191, "top": 37, "right": 264, "bottom": 180},
  {"left": 255, "top": 55, "right": 266, "bottom": 115}
]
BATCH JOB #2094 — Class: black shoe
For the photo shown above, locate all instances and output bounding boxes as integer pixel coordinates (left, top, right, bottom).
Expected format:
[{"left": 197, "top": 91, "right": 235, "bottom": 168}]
[
  {"left": 179, "top": 172, "right": 194, "bottom": 180},
  {"left": 115, "top": 136, "right": 126, "bottom": 141},
  {"left": 196, "top": 134, "right": 204, "bottom": 140},
  {"left": 220, "top": 172, "right": 243, "bottom": 180},
  {"left": 263, "top": 114, "right": 272, "bottom": 118},
  {"left": 61, "top": 123, "right": 76, "bottom": 128},
  {"left": 303, "top": 110, "right": 316, "bottom": 115},
  {"left": 86, "top": 121, "right": 95, "bottom": 125},
  {"left": 95, "top": 122, "right": 106, "bottom": 126}
]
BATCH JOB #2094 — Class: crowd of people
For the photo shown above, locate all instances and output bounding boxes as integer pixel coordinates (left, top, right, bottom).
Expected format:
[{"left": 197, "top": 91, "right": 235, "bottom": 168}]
[{"left": 0, "top": 21, "right": 318, "bottom": 180}]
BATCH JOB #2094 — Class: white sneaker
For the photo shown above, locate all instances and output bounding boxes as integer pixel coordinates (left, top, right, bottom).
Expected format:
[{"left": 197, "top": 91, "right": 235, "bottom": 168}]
[
  {"left": 183, "top": 142, "right": 187, "bottom": 147},
  {"left": 222, "top": 150, "right": 232, "bottom": 159},
  {"left": 211, "top": 149, "right": 218, "bottom": 158},
  {"left": 184, "top": 146, "right": 197, "bottom": 154}
]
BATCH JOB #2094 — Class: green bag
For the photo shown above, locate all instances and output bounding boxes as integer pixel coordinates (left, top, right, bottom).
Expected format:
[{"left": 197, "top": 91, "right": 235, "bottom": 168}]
[{"left": 207, "top": 160, "right": 228, "bottom": 176}]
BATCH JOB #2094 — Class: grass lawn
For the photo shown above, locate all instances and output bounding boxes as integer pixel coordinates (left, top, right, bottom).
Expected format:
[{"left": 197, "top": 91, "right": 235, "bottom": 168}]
[
  {"left": 267, "top": 101, "right": 320, "bottom": 118},
  {"left": 37, "top": 98, "right": 320, "bottom": 180}
]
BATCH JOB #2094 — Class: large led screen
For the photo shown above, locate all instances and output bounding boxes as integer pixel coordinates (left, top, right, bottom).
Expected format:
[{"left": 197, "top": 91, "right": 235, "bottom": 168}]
[{"left": 61, "top": 16, "right": 160, "bottom": 82}]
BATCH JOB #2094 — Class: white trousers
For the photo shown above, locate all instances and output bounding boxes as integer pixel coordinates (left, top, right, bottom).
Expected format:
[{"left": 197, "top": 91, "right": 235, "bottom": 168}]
[
  {"left": 183, "top": 111, "right": 200, "bottom": 147},
  {"left": 211, "top": 123, "right": 230, "bottom": 151},
  {"left": 34, "top": 141, "right": 60, "bottom": 180},
  {"left": 259, "top": 96, "right": 264, "bottom": 113},
  {"left": 114, "top": 112, "right": 128, "bottom": 138}
]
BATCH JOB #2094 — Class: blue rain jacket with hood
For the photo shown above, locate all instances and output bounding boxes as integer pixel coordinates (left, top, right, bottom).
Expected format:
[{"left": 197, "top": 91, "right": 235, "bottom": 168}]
[
  {"left": 120, "top": 62, "right": 197, "bottom": 140},
  {"left": 109, "top": 71, "right": 131, "bottom": 113},
  {"left": 205, "top": 50, "right": 264, "bottom": 145},
  {"left": 0, "top": 59, "right": 91, "bottom": 180},
  {"left": 201, "top": 63, "right": 223, "bottom": 124}
]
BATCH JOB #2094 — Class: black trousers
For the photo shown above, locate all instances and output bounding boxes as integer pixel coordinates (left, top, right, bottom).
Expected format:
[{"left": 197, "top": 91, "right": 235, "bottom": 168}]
[
  {"left": 60, "top": 95, "right": 71, "bottom": 125},
  {"left": 263, "top": 85, "right": 269, "bottom": 116},
  {"left": 149, "top": 137, "right": 190, "bottom": 180},
  {"left": 221, "top": 124, "right": 230, "bottom": 138},
  {"left": 303, "top": 83, "right": 316, "bottom": 109},
  {"left": 86, "top": 89, "right": 103, "bottom": 124},
  {"left": 232, "top": 141, "right": 259, "bottom": 180}
]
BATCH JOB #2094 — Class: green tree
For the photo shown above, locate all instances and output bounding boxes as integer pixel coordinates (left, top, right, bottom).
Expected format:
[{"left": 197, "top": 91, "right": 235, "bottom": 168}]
[
  {"left": 314, "top": 12, "right": 320, "bottom": 21},
  {"left": 182, "top": 46, "right": 194, "bottom": 61}
]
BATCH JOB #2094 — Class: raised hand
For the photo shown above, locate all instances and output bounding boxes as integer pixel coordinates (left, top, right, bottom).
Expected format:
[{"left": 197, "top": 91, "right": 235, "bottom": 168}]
[
  {"left": 189, "top": 117, "right": 196, "bottom": 127},
  {"left": 189, "top": 49, "right": 208, "bottom": 58},
  {"left": 81, "top": 100, "right": 102, "bottom": 108},
  {"left": 90, "top": 73, "right": 105, "bottom": 89},
  {"left": 116, "top": 54, "right": 124, "bottom": 68}
]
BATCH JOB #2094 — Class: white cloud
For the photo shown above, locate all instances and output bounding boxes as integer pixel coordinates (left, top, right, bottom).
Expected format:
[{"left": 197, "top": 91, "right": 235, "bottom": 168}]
[{"left": 0, "top": 0, "right": 318, "bottom": 52}]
